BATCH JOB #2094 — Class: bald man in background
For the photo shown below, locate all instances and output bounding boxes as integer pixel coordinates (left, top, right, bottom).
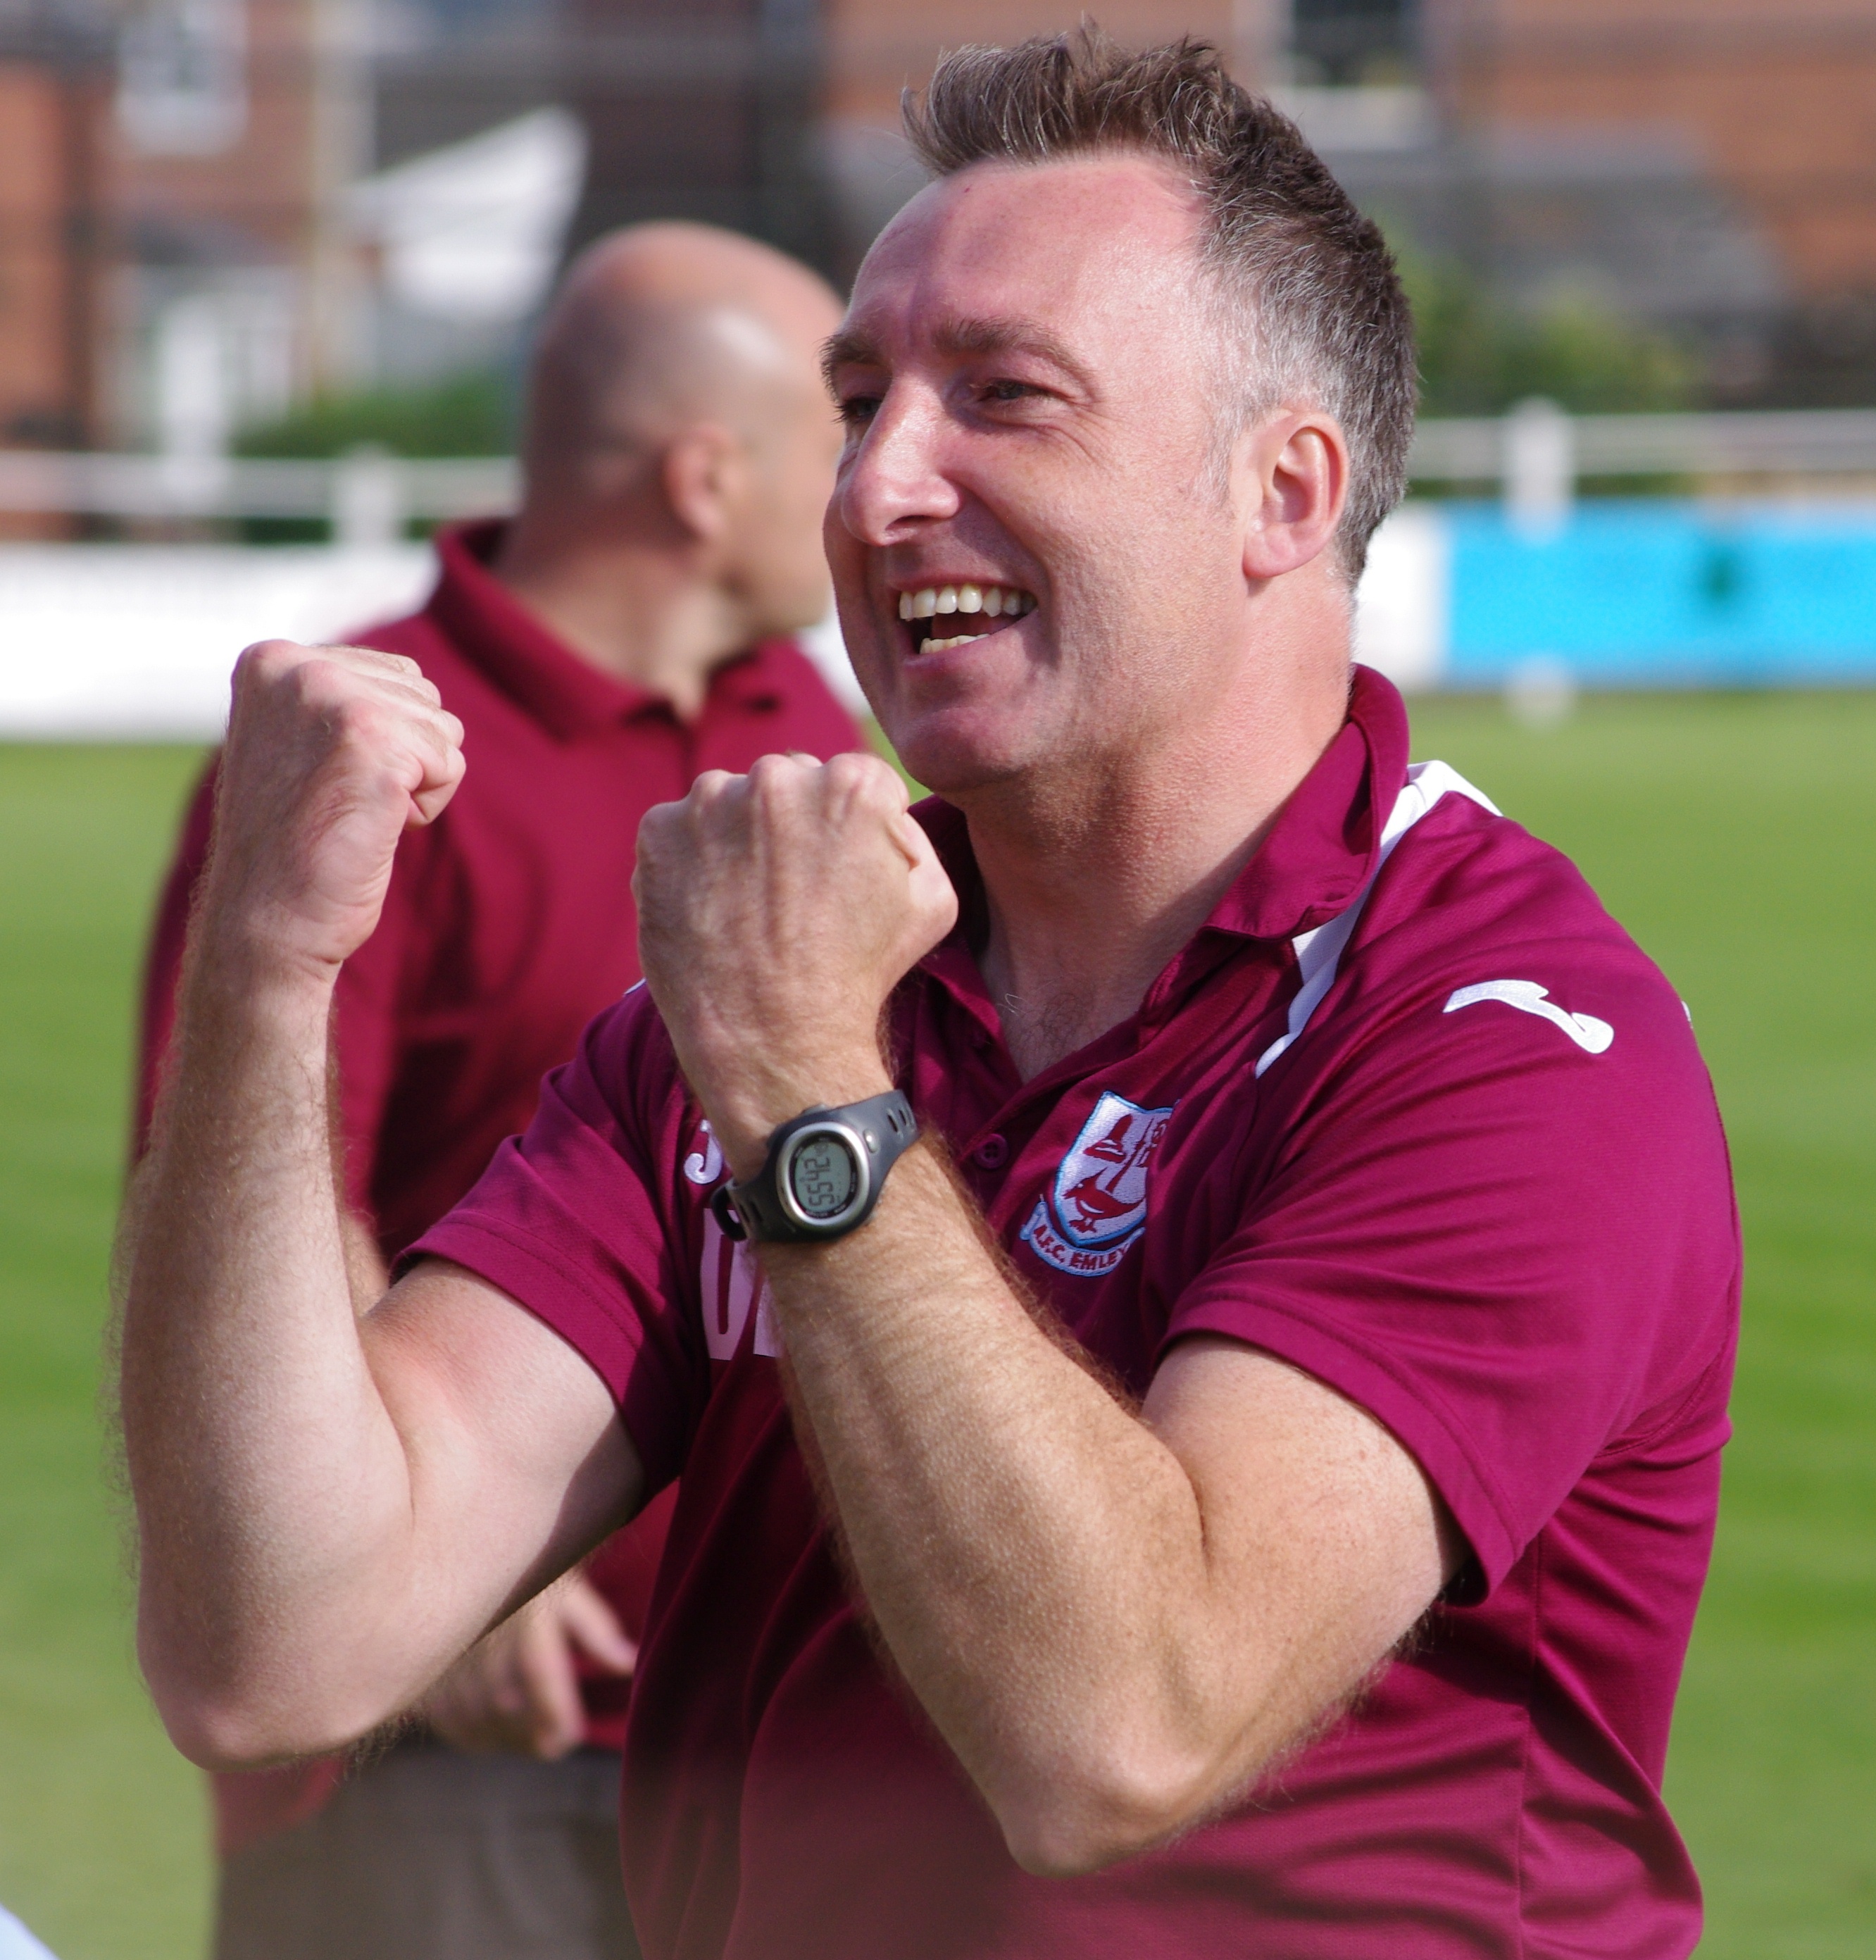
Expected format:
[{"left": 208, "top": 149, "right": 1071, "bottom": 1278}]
[{"left": 135, "top": 222, "right": 863, "bottom": 1960}]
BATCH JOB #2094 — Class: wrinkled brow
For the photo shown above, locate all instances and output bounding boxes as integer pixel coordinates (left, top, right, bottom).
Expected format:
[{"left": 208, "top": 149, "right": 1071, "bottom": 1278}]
[
  {"left": 820, "top": 315, "right": 1093, "bottom": 395},
  {"left": 933, "top": 316, "right": 1090, "bottom": 384}
]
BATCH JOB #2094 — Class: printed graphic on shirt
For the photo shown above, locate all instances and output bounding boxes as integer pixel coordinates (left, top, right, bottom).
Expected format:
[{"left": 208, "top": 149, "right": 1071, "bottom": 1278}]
[
  {"left": 682, "top": 1121, "right": 725, "bottom": 1185},
  {"left": 1020, "top": 1091, "right": 1174, "bottom": 1277},
  {"left": 699, "top": 1209, "right": 780, "bottom": 1358},
  {"left": 686, "top": 1121, "right": 780, "bottom": 1359},
  {"left": 1444, "top": 979, "right": 1614, "bottom": 1055}
]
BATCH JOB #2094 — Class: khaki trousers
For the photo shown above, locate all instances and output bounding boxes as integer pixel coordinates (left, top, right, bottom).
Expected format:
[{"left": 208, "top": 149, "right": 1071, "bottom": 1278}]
[{"left": 213, "top": 1740, "right": 639, "bottom": 1960}]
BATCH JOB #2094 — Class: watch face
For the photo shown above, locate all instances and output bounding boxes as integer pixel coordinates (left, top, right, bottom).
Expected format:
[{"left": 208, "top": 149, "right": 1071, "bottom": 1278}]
[{"left": 787, "top": 1130, "right": 860, "bottom": 1222}]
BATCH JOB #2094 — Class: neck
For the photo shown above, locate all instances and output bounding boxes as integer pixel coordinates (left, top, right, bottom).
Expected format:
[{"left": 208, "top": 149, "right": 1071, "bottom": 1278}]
[
  {"left": 490, "top": 509, "right": 750, "bottom": 720},
  {"left": 960, "top": 644, "right": 1351, "bottom": 1083}
]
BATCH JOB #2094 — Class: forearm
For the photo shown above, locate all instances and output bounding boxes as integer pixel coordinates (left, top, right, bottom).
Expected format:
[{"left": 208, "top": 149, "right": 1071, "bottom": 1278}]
[
  {"left": 761, "top": 1148, "right": 1238, "bottom": 1872},
  {"left": 113, "top": 638, "right": 617, "bottom": 1762},
  {"left": 120, "top": 932, "right": 420, "bottom": 1761}
]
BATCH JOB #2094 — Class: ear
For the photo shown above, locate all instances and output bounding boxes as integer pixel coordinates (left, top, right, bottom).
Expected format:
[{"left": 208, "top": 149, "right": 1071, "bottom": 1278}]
[
  {"left": 661, "top": 424, "right": 748, "bottom": 545},
  {"left": 1237, "top": 412, "right": 1349, "bottom": 585}
]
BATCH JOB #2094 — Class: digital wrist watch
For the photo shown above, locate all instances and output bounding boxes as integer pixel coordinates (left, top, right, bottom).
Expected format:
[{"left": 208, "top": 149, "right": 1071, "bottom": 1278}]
[{"left": 709, "top": 1091, "right": 919, "bottom": 1245}]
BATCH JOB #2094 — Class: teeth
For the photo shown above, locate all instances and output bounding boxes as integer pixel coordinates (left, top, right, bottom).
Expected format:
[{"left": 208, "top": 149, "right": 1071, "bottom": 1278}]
[
  {"left": 897, "top": 584, "right": 1034, "bottom": 639},
  {"left": 896, "top": 585, "right": 1037, "bottom": 631}
]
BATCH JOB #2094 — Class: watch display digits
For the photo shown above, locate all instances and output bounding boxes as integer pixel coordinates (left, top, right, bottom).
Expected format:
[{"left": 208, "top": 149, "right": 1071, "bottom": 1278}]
[{"left": 711, "top": 1092, "right": 919, "bottom": 1244}]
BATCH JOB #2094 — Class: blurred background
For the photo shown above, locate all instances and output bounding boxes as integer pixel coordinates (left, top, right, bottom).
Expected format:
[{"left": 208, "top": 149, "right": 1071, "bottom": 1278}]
[{"left": 0, "top": 1, "right": 1872, "bottom": 1955}]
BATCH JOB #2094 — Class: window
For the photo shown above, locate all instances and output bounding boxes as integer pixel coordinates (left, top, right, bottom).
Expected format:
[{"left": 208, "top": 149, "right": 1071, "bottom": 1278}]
[
  {"left": 117, "top": 0, "right": 247, "bottom": 156},
  {"left": 1290, "top": 0, "right": 1416, "bottom": 88}
]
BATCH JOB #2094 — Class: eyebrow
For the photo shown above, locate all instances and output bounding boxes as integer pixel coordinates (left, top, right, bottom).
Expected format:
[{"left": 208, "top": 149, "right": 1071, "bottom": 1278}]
[
  {"left": 820, "top": 327, "right": 877, "bottom": 394},
  {"left": 820, "top": 314, "right": 1094, "bottom": 396}
]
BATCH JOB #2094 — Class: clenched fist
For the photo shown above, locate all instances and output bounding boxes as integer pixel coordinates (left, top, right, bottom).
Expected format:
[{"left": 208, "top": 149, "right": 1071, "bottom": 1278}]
[
  {"left": 201, "top": 639, "right": 465, "bottom": 980},
  {"left": 634, "top": 751, "right": 957, "bottom": 1176}
]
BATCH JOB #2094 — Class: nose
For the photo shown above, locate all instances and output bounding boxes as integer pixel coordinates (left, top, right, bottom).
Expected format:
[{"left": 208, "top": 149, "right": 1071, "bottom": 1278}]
[{"left": 834, "top": 383, "right": 961, "bottom": 547}]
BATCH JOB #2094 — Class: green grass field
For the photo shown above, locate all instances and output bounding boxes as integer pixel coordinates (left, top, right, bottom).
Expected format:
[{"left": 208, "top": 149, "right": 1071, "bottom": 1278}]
[{"left": 0, "top": 695, "right": 1870, "bottom": 1957}]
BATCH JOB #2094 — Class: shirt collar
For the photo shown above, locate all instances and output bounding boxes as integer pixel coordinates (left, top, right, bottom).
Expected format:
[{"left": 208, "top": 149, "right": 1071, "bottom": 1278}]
[
  {"left": 913, "top": 663, "right": 1412, "bottom": 992},
  {"left": 424, "top": 520, "right": 788, "bottom": 741},
  {"left": 1201, "top": 661, "right": 1411, "bottom": 942}
]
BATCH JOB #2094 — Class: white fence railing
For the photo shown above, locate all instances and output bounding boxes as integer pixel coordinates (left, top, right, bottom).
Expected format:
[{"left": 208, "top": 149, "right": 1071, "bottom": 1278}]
[
  {"left": 1408, "top": 404, "right": 1876, "bottom": 537},
  {"left": 5, "top": 408, "right": 1876, "bottom": 547},
  {"left": 0, "top": 450, "right": 520, "bottom": 547},
  {"left": 1407, "top": 406, "right": 1876, "bottom": 483}
]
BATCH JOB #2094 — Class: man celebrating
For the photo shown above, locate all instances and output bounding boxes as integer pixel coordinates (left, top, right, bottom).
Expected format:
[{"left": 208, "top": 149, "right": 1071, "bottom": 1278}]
[
  {"left": 122, "top": 31, "right": 1739, "bottom": 1959},
  {"left": 135, "top": 221, "right": 858, "bottom": 1956}
]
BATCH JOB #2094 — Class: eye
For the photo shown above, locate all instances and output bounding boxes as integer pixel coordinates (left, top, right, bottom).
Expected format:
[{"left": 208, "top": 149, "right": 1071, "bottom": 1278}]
[
  {"left": 982, "top": 378, "right": 1043, "bottom": 404},
  {"left": 837, "top": 393, "right": 881, "bottom": 429}
]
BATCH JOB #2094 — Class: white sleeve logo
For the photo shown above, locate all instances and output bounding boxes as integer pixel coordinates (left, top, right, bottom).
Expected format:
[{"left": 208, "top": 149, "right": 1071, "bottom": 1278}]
[
  {"left": 1443, "top": 980, "right": 1613, "bottom": 1055},
  {"left": 682, "top": 1121, "right": 724, "bottom": 1185}
]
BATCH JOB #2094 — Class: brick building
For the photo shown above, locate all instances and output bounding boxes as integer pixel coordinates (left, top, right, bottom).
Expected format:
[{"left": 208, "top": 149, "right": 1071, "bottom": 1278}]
[
  {"left": 817, "top": 0, "right": 1263, "bottom": 269},
  {"left": 1420, "top": 0, "right": 1876, "bottom": 397},
  {"left": 110, "top": 0, "right": 362, "bottom": 442},
  {"left": 0, "top": 5, "right": 106, "bottom": 454},
  {"left": 1433, "top": 0, "right": 1876, "bottom": 304},
  {"left": 820, "top": 0, "right": 1876, "bottom": 399},
  {"left": 0, "top": 0, "right": 358, "bottom": 461},
  {"left": 8, "top": 0, "right": 1876, "bottom": 456}
]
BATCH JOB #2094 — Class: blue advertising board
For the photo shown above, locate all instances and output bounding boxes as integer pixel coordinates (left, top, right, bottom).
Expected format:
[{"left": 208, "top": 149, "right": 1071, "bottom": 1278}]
[{"left": 1443, "top": 501, "right": 1876, "bottom": 686}]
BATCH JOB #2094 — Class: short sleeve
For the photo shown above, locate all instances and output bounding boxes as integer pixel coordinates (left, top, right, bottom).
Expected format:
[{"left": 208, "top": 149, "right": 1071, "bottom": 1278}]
[
  {"left": 1163, "top": 954, "right": 1737, "bottom": 1599},
  {"left": 404, "top": 995, "right": 708, "bottom": 1493}
]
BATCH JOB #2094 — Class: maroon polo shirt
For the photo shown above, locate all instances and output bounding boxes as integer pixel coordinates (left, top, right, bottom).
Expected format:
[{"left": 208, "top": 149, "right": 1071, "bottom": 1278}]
[
  {"left": 409, "top": 664, "right": 1740, "bottom": 1959},
  {"left": 137, "top": 518, "right": 864, "bottom": 1844}
]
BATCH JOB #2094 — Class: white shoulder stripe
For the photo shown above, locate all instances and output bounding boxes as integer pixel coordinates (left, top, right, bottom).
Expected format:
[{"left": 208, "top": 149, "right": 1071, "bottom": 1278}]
[
  {"left": 1444, "top": 980, "right": 1613, "bottom": 1054},
  {"left": 1254, "top": 760, "right": 1498, "bottom": 1078}
]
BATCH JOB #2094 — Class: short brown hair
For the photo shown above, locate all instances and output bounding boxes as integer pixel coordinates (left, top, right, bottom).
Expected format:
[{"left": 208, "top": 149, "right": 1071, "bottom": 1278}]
[{"left": 903, "top": 26, "right": 1415, "bottom": 580}]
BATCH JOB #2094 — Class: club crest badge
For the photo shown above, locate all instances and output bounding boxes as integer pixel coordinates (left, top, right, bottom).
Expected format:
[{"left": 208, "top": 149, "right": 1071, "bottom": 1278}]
[{"left": 1020, "top": 1091, "right": 1173, "bottom": 1276}]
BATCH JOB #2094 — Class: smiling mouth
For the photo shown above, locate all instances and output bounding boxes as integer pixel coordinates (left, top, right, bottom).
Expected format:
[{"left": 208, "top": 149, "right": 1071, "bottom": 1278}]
[{"left": 895, "top": 582, "right": 1037, "bottom": 655}]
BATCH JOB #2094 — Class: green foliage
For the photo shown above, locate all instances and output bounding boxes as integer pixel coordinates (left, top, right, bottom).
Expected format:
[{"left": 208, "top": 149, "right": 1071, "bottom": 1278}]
[
  {"left": 1, "top": 697, "right": 1874, "bottom": 1955},
  {"left": 231, "top": 370, "right": 515, "bottom": 541},
  {"left": 1398, "top": 246, "right": 1698, "bottom": 418},
  {"left": 234, "top": 369, "right": 515, "bottom": 461}
]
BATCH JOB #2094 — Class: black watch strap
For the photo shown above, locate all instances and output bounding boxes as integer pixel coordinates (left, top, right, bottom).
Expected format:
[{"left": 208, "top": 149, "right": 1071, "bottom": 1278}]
[{"left": 710, "top": 1091, "right": 919, "bottom": 1244}]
